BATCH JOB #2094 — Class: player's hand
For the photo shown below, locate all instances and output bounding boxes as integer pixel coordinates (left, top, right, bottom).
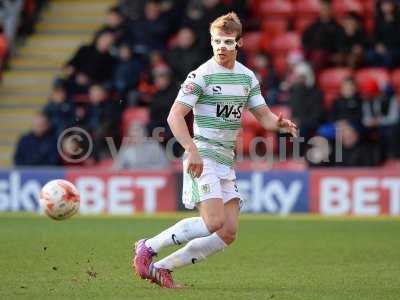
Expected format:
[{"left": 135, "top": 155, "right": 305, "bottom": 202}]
[
  {"left": 186, "top": 146, "right": 203, "bottom": 178},
  {"left": 277, "top": 113, "right": 298, "bottom": 137}
]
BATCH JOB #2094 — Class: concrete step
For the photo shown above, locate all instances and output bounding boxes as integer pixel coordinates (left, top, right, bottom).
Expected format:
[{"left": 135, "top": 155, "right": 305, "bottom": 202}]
[
  {"left": 36, "top": 22, "right": 100, "bottom": 33},
  {"left": 0, "top": 134, "right": 19, "bottom": 146},
  {"left": 0, "top": 88, "right": 49, "bottom": 97},
  {"left": 24, "top": 34, "right": 91, "bottom": 48},
  {"left": 11, "top": 57, "right": 63, "bottom": 69},
  {"left": 18, "top": 47, "right": 74, "bottom": 58},
  {"left": 46, "top": 2, "right": 113, "bottom": 12},
  {"left": 2, "top": 69, "right": 54, "bottom": 81},
  {"left": 0, "top": 116, "right": 32, "bottom": 129},
  {"left": 0, "top": 95, "right": 47, "bottom": 105}
]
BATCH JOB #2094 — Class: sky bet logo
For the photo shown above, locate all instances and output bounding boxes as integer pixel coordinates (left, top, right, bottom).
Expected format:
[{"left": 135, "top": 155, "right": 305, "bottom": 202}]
[{"left": 216, "top": 104, "right": 243, "bottom": 120}]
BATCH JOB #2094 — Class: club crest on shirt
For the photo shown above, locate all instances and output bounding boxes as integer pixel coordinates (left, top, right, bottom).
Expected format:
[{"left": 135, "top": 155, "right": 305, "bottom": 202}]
[{"left": 182, "top": 82, "right": 195, "bottom": 95}]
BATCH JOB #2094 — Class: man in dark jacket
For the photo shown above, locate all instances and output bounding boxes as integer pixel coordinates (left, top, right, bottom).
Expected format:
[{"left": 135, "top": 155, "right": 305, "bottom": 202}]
[
  {"left": 167, "top": 27, "right": 203, "bottom": 82},
  {"left": 302, "top": 0, "right": 345, "bottom": 70},
  {"left": 14, "top": 112, "right": 59, "bottom": 166},
  {"left": 147, "top": 66, "right": 179, "bottom": 142},
  {"left": 289, "top": 63, "right": 325, "bottom": 142}
]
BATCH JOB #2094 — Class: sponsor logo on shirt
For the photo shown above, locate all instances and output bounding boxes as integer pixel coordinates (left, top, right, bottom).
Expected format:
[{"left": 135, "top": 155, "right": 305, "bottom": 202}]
[
  {"left": 212, "top": 85, "right": 222, "bottom": 95},
  {"left": 216, "top": 103, "right": 243, "bottom": 120}
]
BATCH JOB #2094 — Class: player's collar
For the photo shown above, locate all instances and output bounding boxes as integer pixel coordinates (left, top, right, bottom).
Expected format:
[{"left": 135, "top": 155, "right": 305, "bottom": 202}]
[{"left": 212, "top": 57, "right": 236, "bottom": 71}]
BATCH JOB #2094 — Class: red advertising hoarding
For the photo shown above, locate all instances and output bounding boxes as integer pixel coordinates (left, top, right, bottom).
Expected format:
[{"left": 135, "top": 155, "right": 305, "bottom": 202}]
[
  {"left": 65, "top": 170, "right": 176, "bottom": 214},
  {"left": 310, "top": 169, "right": 400, "bottom": 216}
]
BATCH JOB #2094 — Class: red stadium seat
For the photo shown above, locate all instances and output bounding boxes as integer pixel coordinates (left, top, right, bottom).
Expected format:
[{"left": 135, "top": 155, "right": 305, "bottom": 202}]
[
  {"left": 318, "top": 68, "right": 353, "bottom": 94},
  {"left": 242, "top": 31, "right": 265, "bottom": 54},
  {"left": 273, "top": 54, "right": 288, "bottom": 78},
  {"left": 355, "top": 68, "right": 390, "bottom": 89},
  {"left": 269, "top": 32, "right": 301, "bottom": 55},
  {"left": 391, "top": 69, "right": 400, "bottom": 95},
  {"left": 122, "top": 107, "right": 149, "bottom": 135},
  {"left": 293, "top": 0, "right": 321, "bottom": 18},
  {"left": 241, "top": 109, "right": 262, "bottom": 130},
  {"left": 0, "top": 34, "right": 8, "bottom": 59},
  {"left": 259, "top": 0, "right": 294, "bottom": 18},
  {"left": 294, "top": 17, "right": 316, "bottom": 34},
  {"left": 261, "top": 18, "right": 288, "bottom": 37},
  {"left": 363, "top": 0, "right": 375, "bottom": 17},
  {"left": 364, "top": 17, "right": 375, "bottom": 35},
  {"left": 270, "top": 105, "right": 292, "bottom": 119},
  {"left": 332, "top": 0, "right": 364, "bottom": 18},
  {"left": 319, "top": 68, "right": 353, "bottom": 109}
]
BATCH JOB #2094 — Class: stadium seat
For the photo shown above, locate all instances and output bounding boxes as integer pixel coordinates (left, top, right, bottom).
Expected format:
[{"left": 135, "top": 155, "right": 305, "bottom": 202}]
[
  {"left": 241, "top": 109, "right": 262, "bottom": 130},
  {"left": 318, "top": 68, "right": 353, "bottom": 94},
  {"left": 363, "top": 0, "right": 375, "bottom": 17},
  {"left": 261, "top": 18, "right": 288, "bottom": 37},
  {"left": 332, "top": 0, "right": 364, "bottom": 18},
  {"left": 390, "top": 69, "right": 400, "bottom": 95},
  {"left": 0, "top": 34, "right": 8, "bottom": 59},
  {"left": 273, "top": 54, "right": 288, "bottom": 78},
  {"left": 293, "top": 0, "right": 321, "bottom": 18},
  {"left": 122, "top": 107, "right": 150, "bottom": 135},
  {"left": 364, "top": 17, "right": 375, "bottom": 34},
  {"left": 242, "top": 31, "right": 264, "bottom": 54},
  {"left": 355, "top": 68, "right": 390, "bottom": 89},
  {"left": 294, "top": 17, "right": 316, "bottom": 34},
  {"left": 259, "top": 0, "right": 294, "bottom": 18},
  {"left": 270, "top": 105, "right": 292, "bottom": 119},
  {"left": 319, "top": 68, "right": 353, "bottom": 109},
  {"left": 269, "top": 32, "right": 301, "bottom": 55}
]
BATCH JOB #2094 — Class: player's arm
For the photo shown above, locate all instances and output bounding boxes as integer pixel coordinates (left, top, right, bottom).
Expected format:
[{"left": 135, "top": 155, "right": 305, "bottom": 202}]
[
  {"left": 247, "top": 73, "right": 297, "bottom": 137},
  {"left": 251, "top": 105, "right": 298, "bottom": 137},
  {"left": 167, "top": 102, "right": 203, "bottom": 178}
]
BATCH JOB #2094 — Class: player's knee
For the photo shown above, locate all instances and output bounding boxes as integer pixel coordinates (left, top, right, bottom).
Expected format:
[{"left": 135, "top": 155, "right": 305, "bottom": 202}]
[{"left": 204, "top": 216, "right": 224, "bottom": 233}]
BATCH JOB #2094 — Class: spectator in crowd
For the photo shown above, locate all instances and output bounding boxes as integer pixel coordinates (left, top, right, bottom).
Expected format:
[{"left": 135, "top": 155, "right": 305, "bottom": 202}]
[
  {"left": 64, "top": 31, "right": 117, "bottom": 84},
  {"left": 85, "top": 84, "right": 122, "bottom": 160},
  {"left": 368, "top": 0, "right": 400, "bottom": 68},
  {"left": 330, "top": 77, "right": 363, "bottom": 124},
  {"left": 147, "top": 66, "right": 179, "bottom": 141},
  {"left": 14, "top": 112, "right": 59, "bottom": 166},
  {"left": 183, "top": 0, "right": 229, "bottom": 56},
  {"left": 314, "top": 78, "right": 365, "bottom": 166},
  {"left": 108, "top": 43, "right": 142, "bottom": 97},
  {"left": 302, "top": 0, "right": 345, "bottom": 70},
  {"left": 43, "top": 84, "right": 76, "bottom": 135},
  {"left": 127, "top": 0, "right": 172, "bottom": 53},
  {"left": 96, "top": 6, "right": 128, "bottom": 45},
  {"left": 167, "top": 27, "right": 202, "bottom": 82},
  {"left": 288, "top": 62, "right": 325, "bottom": 144},
  {"left": 251, "top": 52, "right": 279, "bottom": 105},
  {"left": 113, "top": 123, "right": 169, "bottom": 170},
  {"left": 339, "top": 13, "right": 367, "bottom": 69},
  {"left": 361, "top": 78, "right": 399, "bottom": 158}
]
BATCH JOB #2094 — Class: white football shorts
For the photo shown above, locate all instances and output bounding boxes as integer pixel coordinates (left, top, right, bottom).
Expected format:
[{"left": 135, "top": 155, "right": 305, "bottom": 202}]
[{"left": 182, "top": 157, "right": 241, "bottom": 210}]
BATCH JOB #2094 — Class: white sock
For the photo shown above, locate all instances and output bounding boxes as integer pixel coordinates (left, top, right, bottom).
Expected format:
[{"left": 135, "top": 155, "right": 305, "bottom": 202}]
[
  {"left": 153, "top": 232, "right": 227, "bottom": 270},
  {"left": 145, "top": 217, "right": 210, "bottom": 253}
]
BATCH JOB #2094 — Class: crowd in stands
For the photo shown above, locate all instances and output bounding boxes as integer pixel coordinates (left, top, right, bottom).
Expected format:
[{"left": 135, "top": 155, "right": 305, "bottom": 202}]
[
  {"left": 13, "top": 0, "right": 400, "bottom": 168},
  {"left": 0, "top": 0, "right": 47, "bottom": 76}
]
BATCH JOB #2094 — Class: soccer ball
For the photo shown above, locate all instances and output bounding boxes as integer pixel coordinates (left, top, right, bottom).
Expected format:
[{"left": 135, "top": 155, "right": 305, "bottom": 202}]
[{"left": 39, "top": 179, "right": 80, "bottom": 220}]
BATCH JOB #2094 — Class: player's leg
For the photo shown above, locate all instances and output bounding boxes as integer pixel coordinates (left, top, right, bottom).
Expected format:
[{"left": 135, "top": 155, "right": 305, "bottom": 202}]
[
  {"left": 152, "top": 198, "right": 225, "bottom": 270},
  {"left": 216, "top": 198, "right": 240, "bottom": 245},
  {"left": 152, "top": 197, "right": 239, "bottom": 271},
  {"left": 133, "top": 213, "right": 213, "bottom": 279}
]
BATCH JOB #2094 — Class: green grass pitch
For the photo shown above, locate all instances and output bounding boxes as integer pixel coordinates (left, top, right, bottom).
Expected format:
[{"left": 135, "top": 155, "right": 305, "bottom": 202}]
[{"left": 0, "top": 213, "right": 399, "bottom": 300}]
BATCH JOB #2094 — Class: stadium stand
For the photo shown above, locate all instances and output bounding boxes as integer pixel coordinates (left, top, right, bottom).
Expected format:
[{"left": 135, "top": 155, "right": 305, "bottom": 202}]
[{"left": 1, "top": 0, "right": 400, "bottom": 168}]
